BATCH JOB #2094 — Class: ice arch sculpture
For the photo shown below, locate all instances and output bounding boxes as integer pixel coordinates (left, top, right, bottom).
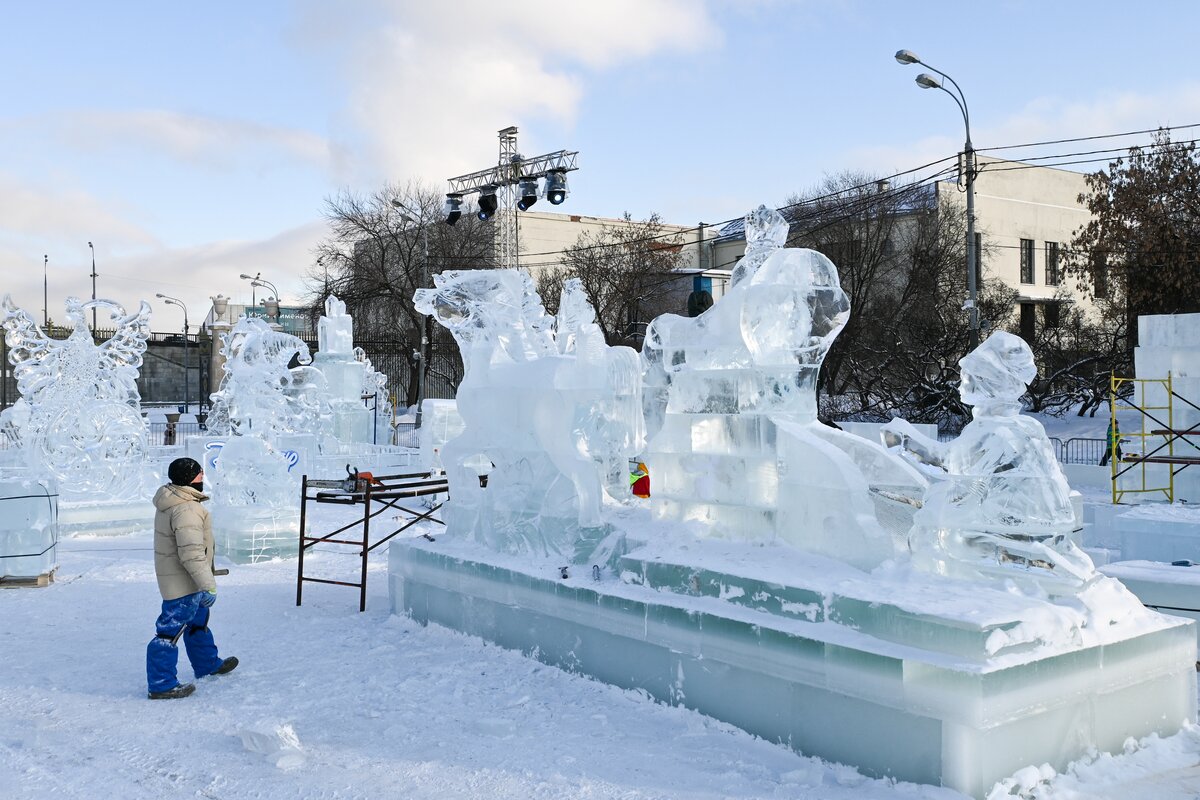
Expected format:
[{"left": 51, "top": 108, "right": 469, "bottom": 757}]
[
  {"left": 1, "top": 295, "right": 151, "bottom": 500},
  {"left": 414, "top": 271, "right": 643, "bottom": 559},
  {"left": 883, "top": 331, "right": 1097, "bottom": 592},
  {"left": 642, "top": 207, "right": 926, "bottom": 569}
]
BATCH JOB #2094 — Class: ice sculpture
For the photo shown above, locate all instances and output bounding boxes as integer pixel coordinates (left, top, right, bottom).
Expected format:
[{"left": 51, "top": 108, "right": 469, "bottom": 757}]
[
  {"left": 642, "top": 207, "right": 926, "bottom": 569},
  {"left": 1, "top": 295, "right": 151, "bottom": 500},
  {"left": 311, "top": 297, "right": 374, "bottom": 444},
  {"left": 883, "top": 332, "right": 1097, "bottom": 591},
  {"left": 206, "top": 317, "right": 328, "bottom": 438},
  {"left": 201, "top": 317, "right": 324, "bottom": 562},
  {"left": 414, "top": 271, "right": 643, "bottom": 559}
]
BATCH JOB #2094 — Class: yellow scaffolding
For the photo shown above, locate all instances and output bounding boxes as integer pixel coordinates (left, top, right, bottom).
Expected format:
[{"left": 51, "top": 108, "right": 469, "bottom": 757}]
[{"left": 1110, "top": 373, "right": 1200, "bottom": 503}]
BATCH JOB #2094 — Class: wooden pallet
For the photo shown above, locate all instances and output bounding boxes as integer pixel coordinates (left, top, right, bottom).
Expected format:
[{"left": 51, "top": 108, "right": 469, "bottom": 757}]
[{"left": 0, "top": 569, "right": 56, "bottom": 589}]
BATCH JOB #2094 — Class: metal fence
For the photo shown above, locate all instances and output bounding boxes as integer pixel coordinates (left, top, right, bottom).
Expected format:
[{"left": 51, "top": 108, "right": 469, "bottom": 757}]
[{"left": 147, "top": 422, "right": 205, "bottom": 446}]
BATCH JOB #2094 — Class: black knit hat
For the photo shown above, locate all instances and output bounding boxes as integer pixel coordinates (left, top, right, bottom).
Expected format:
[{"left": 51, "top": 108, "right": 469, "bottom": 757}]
[{"left": 168, "top": 457, "right": 203, "bottom": 486}]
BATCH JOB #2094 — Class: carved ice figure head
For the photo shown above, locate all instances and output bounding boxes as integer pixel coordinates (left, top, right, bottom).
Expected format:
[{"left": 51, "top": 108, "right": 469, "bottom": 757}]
[
  {"left": 731, "top": 205, "right": 789, "bottom": 287},
  {"left": 958, "top": 331, "right": 1036, "bottom": 414},
  {"left": 414, "top": 270, "right": 556, "bottom": 374},
  {"left": 555, "top": 278, "right": 601, "bottom": 355}
]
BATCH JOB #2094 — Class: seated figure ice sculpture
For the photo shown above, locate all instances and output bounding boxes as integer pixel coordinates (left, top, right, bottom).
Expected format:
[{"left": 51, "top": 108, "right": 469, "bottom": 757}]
[
  {"left": 642, "top": 207, "right": 927, "bottom": 569},
  {"left": 1, "top": 295, "right": 151, "bottom": 501},
  {"left": 883, "top": 332, "right": 1097, "bottom": 591},
  {"left": 414, "top": 271, "right": 643, "bottom": 559}
]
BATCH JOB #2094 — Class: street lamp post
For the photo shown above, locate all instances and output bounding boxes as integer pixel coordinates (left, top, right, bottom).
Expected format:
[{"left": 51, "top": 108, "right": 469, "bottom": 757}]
[
  {"left": 43, "top": 255, "right": 48, "bottom": 328},
  {"left": 88, "top": 241, "right": 97, "bottom": 333},
  {"left": 895, "top": 49, "right": 979, "bottom": 348},
  {"left": 391, "top": 199, "right": 432, "bottom": 429},
  {"left": 156, "top": 293, "right": 190, "bottom": 413},
  {"left": 239, "top": 273, "right": 279, "bottom": 314}
]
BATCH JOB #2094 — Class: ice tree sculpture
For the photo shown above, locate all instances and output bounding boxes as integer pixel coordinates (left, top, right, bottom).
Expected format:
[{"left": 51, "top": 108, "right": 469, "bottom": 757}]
[
  {"left": 206, "top": 317, "right": 328, "bottom": 438},
  {"left": 414, "top": 271, "right": 643, "bottom": 559},
  {"left": 882, "top": 332, "right": 1097, "bottom": 591},
  {"left": 642, "top": 207, "right": 926, "bottom": 569},
  {"left": 1, "top": 295, "right": 151, "bottom": 500}
]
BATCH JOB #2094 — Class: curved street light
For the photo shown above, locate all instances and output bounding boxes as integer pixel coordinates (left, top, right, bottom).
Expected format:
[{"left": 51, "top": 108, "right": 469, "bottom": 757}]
[
  {"left": 155, "top": 293, "right": 192, "bottom": 414},
  {"left": 238, "top": 272, "right": 279, "bottom": 307},
  {"left": 896, "top": 49, "right": 979, "bottom": 348}
]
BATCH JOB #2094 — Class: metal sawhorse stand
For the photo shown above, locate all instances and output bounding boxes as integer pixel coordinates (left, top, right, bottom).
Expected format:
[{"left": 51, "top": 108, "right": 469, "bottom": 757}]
[{"left": 296, "top": 471, "right": 448, "bottom": 611}]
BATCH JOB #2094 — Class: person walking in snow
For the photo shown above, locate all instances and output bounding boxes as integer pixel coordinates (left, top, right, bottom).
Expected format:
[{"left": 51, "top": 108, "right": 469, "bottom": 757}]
[
  {"left": 146, "top": 457, "right": 238, "bottom": 699},
  {"left": 1100, "top": 417, "right": 1123, "bottom": 467}
]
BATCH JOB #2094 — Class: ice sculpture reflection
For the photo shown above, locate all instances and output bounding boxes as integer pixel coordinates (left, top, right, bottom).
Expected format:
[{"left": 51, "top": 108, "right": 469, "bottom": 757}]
[
  {"left": 1, "top": 295, "right": 151, "bottom": 500},
  {"left": 415, "top": 271, "right": 643, "bottom": 559},
  {"left": 883, "top": 331, "right": 1097, "bottom": 591},
  {"left": 642, "top": 206, "right": 926, "bottom": 569}
]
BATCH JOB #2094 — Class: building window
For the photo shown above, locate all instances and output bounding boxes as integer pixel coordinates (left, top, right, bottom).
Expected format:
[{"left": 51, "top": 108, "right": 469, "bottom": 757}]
[
  {"left": 1020, "top": 239, "right": 1035, "bottom": 284},
  {"left": 1094, "top": 252, "right": 1109, "bottom": 298},
  {"left": 1045, "top": 241, "right": 1060, "bottom": 286},
  {"left": 1043, "top": 301, "right": 1061, "bottom": 329},
  {"left": 1019, "top": 302, "right": 1036, "bottom": 341}
]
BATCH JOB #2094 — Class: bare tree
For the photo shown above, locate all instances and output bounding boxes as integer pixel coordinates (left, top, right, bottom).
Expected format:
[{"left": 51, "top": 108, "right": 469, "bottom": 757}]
[
  {"left": 307, "top": 182, "right": 493, "bottom": 406},
  {"left": 536, "top": 213, "right": 688, "bottom": 347}
]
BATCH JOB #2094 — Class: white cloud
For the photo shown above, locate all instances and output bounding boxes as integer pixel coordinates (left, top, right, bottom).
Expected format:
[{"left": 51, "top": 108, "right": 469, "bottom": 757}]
[
  {"left": 3, "top": 110, "right": 334, "bottom": 173},
  {"left": 0, "top": 172, "right": 159, "bottom": 248},
  {"left": 318, "top": 0, "right": 722, "bottom": 185}
]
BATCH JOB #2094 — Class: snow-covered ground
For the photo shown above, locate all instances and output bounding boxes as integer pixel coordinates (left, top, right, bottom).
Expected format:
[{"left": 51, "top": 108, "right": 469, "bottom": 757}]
[{"left": 4, "top": 515, "right": 1200, "bottom": 800}]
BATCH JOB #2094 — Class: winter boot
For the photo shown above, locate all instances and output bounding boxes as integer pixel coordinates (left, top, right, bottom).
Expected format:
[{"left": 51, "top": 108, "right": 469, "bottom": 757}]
[
  {"left": 148, "top": 683, "right": 195, "bottom": 700},
  {"left": 212, "top": 657, "right": 239, "bottom": 676}
]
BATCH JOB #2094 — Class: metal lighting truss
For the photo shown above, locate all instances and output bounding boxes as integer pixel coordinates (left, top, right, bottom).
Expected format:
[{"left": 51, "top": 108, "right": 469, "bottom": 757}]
[{"left": 446, "top": 126, "right": 579, "bottom": 269}]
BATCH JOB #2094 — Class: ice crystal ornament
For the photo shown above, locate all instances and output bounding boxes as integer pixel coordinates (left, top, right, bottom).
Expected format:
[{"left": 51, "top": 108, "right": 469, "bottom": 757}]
[
  {"left": 414, "top": 271, "right": 643, "bottom": 559},
  {"left": 1, "top": 295, "right": 151, "bottom": 500}
]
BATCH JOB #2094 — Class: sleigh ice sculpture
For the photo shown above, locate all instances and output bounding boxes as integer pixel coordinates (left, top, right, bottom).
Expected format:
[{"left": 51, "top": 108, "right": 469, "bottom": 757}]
[{"left": 390, "top": 208, "right": 1195, "bottom": 798}]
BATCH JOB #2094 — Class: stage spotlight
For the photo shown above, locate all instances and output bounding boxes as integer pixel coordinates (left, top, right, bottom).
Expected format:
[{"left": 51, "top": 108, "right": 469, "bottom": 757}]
[
  {"left": 545, "top": 169, "right": 569, "bottom": 205},
  {"left": 444, "top": 193, "right": 463, "bottom": 225},
  {"left": 516, "top": 177, "right": 539, "bottom": 211},
  {"left": 477, "top": 185, "right": 499, "bottom": 220}
]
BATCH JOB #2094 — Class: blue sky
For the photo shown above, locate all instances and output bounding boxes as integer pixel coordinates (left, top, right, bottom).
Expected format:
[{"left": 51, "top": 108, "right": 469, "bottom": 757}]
[{"left": 1, "top": 0, "right": 1195, "bottom": 330}]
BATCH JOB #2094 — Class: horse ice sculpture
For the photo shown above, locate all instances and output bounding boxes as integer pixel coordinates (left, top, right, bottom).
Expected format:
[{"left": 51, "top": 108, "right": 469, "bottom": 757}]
[
  {"left": 414, "top": 271, "right": 643, "bottom": 559},
  {"left": 1, "top": 295, "right": 151, "bottom": 500},
  {"left": 883, "top": 332, "right": 1097, "bottom": 591},
  {"left": 642, "top": 207, "right": 926, "bottom": 569}
]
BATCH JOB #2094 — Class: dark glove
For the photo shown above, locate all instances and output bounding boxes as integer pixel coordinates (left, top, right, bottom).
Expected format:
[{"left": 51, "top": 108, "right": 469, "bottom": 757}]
[{"left": 198, "top": 590, "right": 217, "bottom": 608}]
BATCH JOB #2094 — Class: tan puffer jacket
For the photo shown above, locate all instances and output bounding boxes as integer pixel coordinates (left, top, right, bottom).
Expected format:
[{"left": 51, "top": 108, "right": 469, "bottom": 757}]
[{"left": 152, "top": 484, "right": 216, "bottom": 601}]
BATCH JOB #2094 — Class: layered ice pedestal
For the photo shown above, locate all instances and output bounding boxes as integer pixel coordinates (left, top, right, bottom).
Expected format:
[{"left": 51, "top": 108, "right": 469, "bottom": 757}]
[{"left": 390, "top": 534, "right": 1195, "bottom": 799}]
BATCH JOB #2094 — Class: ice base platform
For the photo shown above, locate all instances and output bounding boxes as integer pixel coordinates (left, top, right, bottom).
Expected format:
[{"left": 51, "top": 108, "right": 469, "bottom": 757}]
[
  {"left": 58, "top": 498, "right": 153, "bottom": 537},
  {"left": 389, "top": 536, "right": 1196, "bottom": 799}
]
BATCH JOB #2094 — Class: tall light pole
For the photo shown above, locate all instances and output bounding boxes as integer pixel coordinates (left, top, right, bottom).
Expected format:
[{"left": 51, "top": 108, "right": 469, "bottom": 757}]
[
  {"left": 88, "top": 241, "right": 97, "bottom": 332},
  {"left": 43, "top": 255, "right": 48, "bottom": 328},
  {"left": 391, "top": 198, "right": 431, "bottom": 429},
  {"left": 156, "top": 293, "right": 190, "bottom": 413},
  {"left": 895, "top": 49, "right": 979, "bottom": 348}
]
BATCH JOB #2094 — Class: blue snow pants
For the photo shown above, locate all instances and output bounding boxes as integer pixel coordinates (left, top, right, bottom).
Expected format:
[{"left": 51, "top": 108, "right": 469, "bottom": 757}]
[{"left": 146, "top": 592, "right": 223, "bottom": 693}]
